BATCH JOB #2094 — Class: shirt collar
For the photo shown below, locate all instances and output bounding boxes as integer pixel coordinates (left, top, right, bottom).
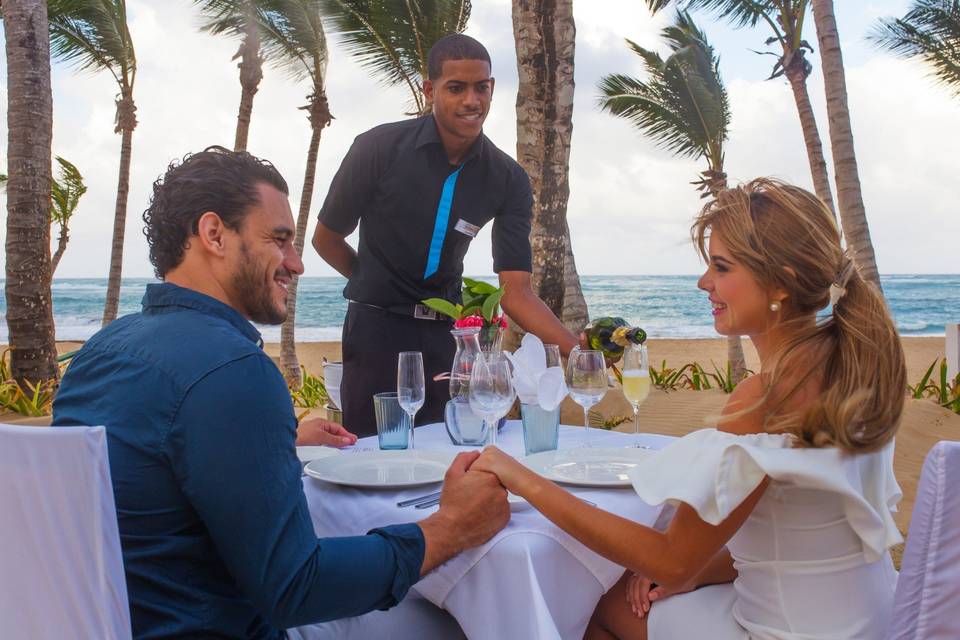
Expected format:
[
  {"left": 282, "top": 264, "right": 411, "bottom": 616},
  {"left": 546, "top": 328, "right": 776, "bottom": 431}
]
[
  {"left": 415, "top": 115, "right": 485, "bottom": 165},
  {"left": 142, "top": 282, "right": 263, "bottom": 346}
]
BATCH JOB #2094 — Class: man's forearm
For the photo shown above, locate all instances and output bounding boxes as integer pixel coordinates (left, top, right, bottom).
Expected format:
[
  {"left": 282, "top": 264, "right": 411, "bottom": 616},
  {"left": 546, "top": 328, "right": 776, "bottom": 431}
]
[
  {"left": 417, "top": 512, "right": 462, "bottom": 575},
  {"left": 501, "top": 289, "right": 579, "bottom": 356},
  {"left": 313, "top": 226, "right": 357, "bottom": 278}
]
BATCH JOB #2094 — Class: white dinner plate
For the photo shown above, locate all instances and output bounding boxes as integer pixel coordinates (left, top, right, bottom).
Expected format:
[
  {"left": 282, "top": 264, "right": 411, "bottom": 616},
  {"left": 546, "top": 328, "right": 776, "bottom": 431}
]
[
  {"left": 304, "top": 450, "right": 456, "bottom": 489},
  {"left": 521, "top": 447, "right": 655, "bottom": 487},
  {"left": 296, "top": 446, "right": 341, "bottom": 464}
]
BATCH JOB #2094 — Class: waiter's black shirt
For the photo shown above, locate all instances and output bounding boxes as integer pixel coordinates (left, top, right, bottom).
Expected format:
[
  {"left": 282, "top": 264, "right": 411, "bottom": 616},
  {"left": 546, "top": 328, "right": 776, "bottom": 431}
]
[{"left": 318, "top": 115, "right": 533, "bottom": 307}]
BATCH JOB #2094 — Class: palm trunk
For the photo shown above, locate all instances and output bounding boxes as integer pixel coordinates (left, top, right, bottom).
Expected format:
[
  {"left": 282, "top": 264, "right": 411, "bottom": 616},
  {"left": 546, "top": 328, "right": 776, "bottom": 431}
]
[
  {"left": 3, "top": 0, "right": 59, "bottom": 384},
  {"left": 508, "top": 0, "right": 588, "bottom": 351},
  {"left": 784, "top": 59, "right": 836, "bottom": 217},
  {"left": 811, "top": 0, "right": 882, "bottom": 289},
  {"left": 233, "top": 6, "right": 263, "bottom": 152},
  {"left": 102, "top": 89, "right": 137, "bottom": 326},
  {"left": 50, "top": 222, "right": 69, "bottom": 275},
  {"left": 281, "top": 93, "right": 332, "bottom": 387}
]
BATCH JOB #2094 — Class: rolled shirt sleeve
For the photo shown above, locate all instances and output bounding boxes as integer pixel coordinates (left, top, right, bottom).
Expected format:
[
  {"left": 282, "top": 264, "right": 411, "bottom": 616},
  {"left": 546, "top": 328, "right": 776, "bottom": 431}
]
[
  {"left": 165, "top": 354, "right": 424, "bottom": 628},
  {"left": 491, "top": 163, "right": 534, "bottom": 273},
  {"left": 318, "top": 133, "right": 380, "bottom": 236}
]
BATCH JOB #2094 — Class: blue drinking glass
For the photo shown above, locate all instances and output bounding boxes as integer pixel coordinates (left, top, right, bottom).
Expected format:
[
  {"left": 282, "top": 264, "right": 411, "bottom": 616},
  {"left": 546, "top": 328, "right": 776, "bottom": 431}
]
[
  {"left": 374, "top": 392, "right": 410, "bottom": 450},
  {"left": 520, "top": 403, "right": 560, "bottom": 456}
]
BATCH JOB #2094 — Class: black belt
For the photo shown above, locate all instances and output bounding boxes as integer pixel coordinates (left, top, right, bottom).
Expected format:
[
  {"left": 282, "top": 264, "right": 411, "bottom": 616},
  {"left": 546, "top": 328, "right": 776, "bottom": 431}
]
[{"left": 349, "top": 300, "right": 451, "bottom": 322}]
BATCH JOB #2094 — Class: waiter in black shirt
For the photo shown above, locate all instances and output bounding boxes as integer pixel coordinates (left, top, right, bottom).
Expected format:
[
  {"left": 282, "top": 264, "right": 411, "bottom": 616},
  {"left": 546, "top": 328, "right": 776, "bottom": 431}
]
[{"left": 313, "top": 34, "right": 579, "bottom": 436}]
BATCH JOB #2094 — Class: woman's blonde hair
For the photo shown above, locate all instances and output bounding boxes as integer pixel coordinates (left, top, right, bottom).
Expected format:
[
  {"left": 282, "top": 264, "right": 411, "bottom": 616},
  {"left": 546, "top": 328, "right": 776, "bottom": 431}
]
[{"left": 692, "top": 178, "right": 906, "bottom": 452}]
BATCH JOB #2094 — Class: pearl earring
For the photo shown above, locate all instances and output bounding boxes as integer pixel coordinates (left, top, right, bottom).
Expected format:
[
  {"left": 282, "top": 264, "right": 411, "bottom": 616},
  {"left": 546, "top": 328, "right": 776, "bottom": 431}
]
[{"left": 770, "top": 302, "right": 781, "bottom": 312}]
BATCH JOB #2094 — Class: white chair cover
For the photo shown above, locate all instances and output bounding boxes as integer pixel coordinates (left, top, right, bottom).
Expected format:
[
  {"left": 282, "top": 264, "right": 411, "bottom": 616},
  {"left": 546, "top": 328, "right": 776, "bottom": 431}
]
[
  {"left": 0, "top": 423, "right": 131, "bottom": 639},
  {"left": 888, "top": 440, "right": 960, "bottom": 640}
]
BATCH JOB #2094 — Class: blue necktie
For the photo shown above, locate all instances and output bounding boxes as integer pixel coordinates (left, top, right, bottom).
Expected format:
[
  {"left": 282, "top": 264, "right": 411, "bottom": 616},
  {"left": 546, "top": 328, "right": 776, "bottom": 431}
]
[{"left": 423, "top": 165, "right": 464, "bottom": 280}]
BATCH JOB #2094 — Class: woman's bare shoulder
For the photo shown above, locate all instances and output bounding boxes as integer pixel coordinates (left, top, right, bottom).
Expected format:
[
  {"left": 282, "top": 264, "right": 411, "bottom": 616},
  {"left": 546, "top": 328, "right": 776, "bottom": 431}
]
[{"left": 718, "top": 374, "right": 767, "bottom": 436}]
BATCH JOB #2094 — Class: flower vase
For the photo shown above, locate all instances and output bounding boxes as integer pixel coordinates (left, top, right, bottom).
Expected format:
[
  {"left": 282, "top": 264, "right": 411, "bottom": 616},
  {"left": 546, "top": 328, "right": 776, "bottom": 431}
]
[
  {"left": 477, "top": 323, "right": 504, "bottom": 353},
  {"left": 443, "top": 327, "right": 504, "bottom": 445}
]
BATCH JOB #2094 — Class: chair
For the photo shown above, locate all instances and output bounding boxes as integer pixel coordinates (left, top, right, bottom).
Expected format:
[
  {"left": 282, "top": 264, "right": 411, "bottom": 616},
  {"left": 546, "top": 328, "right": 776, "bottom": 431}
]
[
  {"left": 888, "top": 440, "right": 960, "bottom": 639},
  {"left": 0, "top": 423, "right": 131, "bottom": 639}
]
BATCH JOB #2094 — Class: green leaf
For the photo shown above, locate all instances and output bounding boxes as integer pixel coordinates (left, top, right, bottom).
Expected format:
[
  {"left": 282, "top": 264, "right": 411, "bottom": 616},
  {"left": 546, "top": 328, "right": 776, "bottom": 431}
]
[
  {"left": 420, "top": 297, "right": 461, "bottom": 320},
  {"left": 461, "top": 305, "right": 480, "bottom": 318},
  {"left": 467, "top": 280, "right": 498, "bottom": 295},
  {"left": 481, "top": 288, "right": 505, "bottom": 322}
]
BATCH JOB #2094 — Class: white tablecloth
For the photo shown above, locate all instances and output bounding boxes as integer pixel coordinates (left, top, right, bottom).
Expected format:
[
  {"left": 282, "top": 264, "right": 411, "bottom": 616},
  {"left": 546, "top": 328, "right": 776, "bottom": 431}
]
[{"left": 302, "top": 422, "right": 674, "bottom": 640}]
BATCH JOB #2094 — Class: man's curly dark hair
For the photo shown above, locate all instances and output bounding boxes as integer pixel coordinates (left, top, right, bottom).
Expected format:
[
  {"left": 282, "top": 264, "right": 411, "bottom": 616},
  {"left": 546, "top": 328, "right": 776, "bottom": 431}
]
[{"left": 142, "top": 146, "right": 289, "bottom": 278}]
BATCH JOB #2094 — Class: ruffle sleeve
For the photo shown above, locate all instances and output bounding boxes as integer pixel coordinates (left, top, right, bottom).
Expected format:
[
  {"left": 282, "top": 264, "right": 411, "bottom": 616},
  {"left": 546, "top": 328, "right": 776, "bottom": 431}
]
[{"left": 628, "top": 428, "right": 903, "bottom": 562}]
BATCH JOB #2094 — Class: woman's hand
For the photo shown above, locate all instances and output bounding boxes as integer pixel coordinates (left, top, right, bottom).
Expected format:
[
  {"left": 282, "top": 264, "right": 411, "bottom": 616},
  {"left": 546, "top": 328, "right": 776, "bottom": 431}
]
[
  {"left": 296, "top": 417, "right": 358, "bottom": 447},
  {"left": 472, "top": 446, "right": 532, "bottom": 494},
  {"left": 625, "top": 572, "right": 697, "bottom": 619}
]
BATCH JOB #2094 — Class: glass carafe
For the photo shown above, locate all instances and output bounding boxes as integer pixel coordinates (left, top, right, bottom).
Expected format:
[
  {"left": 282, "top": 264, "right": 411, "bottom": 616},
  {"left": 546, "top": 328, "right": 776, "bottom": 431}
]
[{"left": 444, "top": 328, "right": 489, "bottom": 445}]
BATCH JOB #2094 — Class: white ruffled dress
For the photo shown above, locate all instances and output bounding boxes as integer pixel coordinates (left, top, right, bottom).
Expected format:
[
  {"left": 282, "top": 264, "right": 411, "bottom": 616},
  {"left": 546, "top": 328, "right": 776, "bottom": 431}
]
[{"left": 628, "top": 429, "right": 902, "bottom": 640}]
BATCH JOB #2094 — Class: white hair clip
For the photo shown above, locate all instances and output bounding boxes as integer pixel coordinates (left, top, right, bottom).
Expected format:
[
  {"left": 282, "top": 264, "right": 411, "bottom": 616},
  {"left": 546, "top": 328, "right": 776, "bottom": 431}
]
[
  {"left": 830, "top": 253, "right": 856, "bottom": 307},
  {"left": 829, "top": 283, "right": 847, "bottom": 307}
]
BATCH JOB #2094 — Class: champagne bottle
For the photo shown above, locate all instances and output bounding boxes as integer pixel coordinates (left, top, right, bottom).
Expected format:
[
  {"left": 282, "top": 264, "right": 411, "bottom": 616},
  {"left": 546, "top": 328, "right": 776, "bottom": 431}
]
[{"left": 583, "top": 317, "right": 647, "bottom": 359}]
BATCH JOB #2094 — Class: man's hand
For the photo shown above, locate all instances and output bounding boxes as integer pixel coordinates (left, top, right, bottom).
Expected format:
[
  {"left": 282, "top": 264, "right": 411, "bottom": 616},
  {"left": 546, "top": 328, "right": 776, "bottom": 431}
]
[
  {"left": 418, "top": 451, "right": 510, "bottom": 575},
  {"left": 295, "top": 417, "right": 358, "bottom": 447}
]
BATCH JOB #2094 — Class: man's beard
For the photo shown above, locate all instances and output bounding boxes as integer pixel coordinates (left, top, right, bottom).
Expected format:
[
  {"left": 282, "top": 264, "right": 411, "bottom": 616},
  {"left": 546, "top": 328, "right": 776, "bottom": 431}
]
[{"left": 232, "top": 244, "right": 288, "bottom": 325}]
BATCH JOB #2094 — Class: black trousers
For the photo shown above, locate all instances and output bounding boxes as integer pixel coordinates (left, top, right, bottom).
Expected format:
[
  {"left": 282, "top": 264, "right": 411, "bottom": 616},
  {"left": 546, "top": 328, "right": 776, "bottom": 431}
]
[{"left": 341, "top": 303, "right": 455, "bottom": 437}]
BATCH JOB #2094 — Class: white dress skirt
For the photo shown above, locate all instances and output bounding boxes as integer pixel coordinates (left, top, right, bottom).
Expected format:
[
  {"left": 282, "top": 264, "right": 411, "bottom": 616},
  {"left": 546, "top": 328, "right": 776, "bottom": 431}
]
[{"left": 628, "top": 429, "right": 902, "bottom": 640}]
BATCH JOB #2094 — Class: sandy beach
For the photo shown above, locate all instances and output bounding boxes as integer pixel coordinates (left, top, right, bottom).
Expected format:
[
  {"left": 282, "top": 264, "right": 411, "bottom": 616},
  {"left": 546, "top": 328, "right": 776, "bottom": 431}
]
[{"left": 5, "top": 336, "right": 957, "bottom": 548}]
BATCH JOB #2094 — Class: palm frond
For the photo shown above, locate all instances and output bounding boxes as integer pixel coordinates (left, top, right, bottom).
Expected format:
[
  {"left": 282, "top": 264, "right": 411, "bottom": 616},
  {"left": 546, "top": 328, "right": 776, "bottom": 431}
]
[
  {"left": 598, "top": 11, "right": 729, "bottom": 172},
  {"left": 47, "top": 0, "right": 136, "bottom": 88},
  {"left": 259, "top": 0, "right": 328, "bottom": 87},
  {"left": 870, "top": 0, "right": 960, "bottom": 95},
  {"left": 316, "top": 0, "right": 470, "bottom": 105},
  {"left": 50, "top": 157, "right": 87, "bottom": 227},
  {"left": 645, "top": 0, "right": 777, "bottom": 29}
]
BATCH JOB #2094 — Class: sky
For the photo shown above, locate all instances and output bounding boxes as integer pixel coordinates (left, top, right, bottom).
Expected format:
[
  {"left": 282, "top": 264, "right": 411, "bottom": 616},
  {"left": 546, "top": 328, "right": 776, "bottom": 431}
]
[{"left": 1, "top": 0, "right": 958, "bottom": 278}]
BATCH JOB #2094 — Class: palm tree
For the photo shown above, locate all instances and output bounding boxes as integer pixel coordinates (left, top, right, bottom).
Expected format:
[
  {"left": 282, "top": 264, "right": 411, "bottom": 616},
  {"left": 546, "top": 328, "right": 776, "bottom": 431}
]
[
  {"left": 810, "top": 0, "right": 881, "bottom": 288},
  {"left": 508, "top": 0, "right": 589, "bottom": 348},
  {"left": 1, "top": 157, "right": 87, "bottom": 275},
  {"left": 870, "top": 0, "right": 960, "bottom": 97},
  {"left": 646, "top": 1, "right": 836, "bottom": 217},
  {"left": 49, "top": 157, "right": 88, "bottom": 275},
  {"left": 262, "top": 0, "right": 333, "bottom": 387},
  {"left": 194, "top": 0, "right": 268, "bottom": 151},
  {"left": 48, "top": 0, "right": 138, "bottom": 326},
  {"left": 2, "top": 0, "right": 59, "bottom": 386},
  {"left": 317, "top": 0, "right": 470, "bottom": 114},
  {"left": 599, "top": 11, "right": 747, "bottom": 382}
]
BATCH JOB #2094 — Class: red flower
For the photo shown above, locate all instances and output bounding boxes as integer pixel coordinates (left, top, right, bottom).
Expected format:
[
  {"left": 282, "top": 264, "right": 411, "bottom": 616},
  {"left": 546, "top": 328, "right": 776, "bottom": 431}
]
[{"left": 454, "top": 315, "right": 484, "bottom": 328}]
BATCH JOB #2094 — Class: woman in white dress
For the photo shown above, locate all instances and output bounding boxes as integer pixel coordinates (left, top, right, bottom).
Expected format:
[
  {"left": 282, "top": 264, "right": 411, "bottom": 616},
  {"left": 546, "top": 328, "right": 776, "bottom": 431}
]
[{"left": 474, "top": 178, "right": 907, "bottom": 639}]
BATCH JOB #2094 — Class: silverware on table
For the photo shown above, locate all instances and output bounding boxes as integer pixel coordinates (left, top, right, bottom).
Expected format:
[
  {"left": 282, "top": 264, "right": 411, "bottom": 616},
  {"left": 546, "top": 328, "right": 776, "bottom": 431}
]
[
  {"left": 397, "top": 490, "right": 442, "bottom": 508},
  {"left": 415, "top": 497, "right": 442, "bottom": 509}
]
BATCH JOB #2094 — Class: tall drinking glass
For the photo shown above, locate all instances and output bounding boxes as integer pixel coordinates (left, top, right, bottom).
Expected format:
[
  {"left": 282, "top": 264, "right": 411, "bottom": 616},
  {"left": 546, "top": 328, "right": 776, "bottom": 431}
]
[
  {"left": 397, "top": 352, "right": 425, "bottom": 450},
  {"left": 566, "top": 349, "right": 607, "bottom": 447},
  {"left": 468, "top": 353, "right": 516, "bottom": 447},
  {"left": 621, "top": 344, "right": 650, "bottom": 447}
]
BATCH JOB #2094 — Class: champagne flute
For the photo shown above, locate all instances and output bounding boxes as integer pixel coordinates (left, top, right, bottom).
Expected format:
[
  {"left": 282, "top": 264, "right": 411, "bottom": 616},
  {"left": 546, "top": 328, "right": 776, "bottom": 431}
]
[
  {"left": 566, "top": 349, "right": 607, "bottom": 447},
  {"left": 621, "top": 345, "right": 650, "bottom": 447},
  {"left": 397, "top": 352, "right": 425, "bottom": 450},
  {"left": 468, "top": 353, "right": 516, "bottom": 447}
]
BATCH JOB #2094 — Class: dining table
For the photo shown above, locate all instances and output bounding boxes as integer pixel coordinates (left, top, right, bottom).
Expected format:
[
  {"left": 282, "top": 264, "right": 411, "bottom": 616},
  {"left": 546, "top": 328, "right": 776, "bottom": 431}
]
[{"left": 300, "top": 421, "right": 676, "bottom": 640}]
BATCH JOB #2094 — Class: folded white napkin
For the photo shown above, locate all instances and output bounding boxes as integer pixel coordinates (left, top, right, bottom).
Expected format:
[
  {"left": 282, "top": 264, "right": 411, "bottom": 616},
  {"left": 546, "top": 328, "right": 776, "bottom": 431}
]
[{"left": 505, "top": 334, "right": 568, "bottom": 410}]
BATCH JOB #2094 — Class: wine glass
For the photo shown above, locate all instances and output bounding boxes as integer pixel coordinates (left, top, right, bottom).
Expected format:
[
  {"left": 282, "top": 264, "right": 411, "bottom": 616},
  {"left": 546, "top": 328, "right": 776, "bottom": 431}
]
[
  {"left": 544, "top": 344, "right": 562, "bottom": 368},
  {"left": 468, "top": 352, "right": 516, "bottom": 447},
  {"left": 566, "top": 349, "right": 607, "bottom": 447},
  {"left": 621, "top": 345, "right": 650, "bottom": 447},
  {"left": 397, "top": 352, "right": 425, "bottom": 450}
]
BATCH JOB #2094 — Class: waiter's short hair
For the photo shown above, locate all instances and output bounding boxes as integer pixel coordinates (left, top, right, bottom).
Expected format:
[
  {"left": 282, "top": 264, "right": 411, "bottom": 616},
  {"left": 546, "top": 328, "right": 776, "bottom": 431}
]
[
  {"left": 427, "top": 34, "right": 491, "bottom": 80},
  {"left": 143, "top": 145, "right": 289, "bottom": 278}
]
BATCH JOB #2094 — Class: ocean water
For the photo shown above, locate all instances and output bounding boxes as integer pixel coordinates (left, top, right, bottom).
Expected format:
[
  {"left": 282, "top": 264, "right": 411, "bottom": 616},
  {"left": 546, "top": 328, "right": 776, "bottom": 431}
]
[{"left": 1, "top": 274, "right": 958, "bottom": 343}]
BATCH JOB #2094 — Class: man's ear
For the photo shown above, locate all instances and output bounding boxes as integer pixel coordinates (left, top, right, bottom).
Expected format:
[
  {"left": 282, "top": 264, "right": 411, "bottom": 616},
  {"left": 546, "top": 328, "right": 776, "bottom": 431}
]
[
  {"left": 422, "top": 77, "right": 434, "bottom": 104},
  {"left": 489, "top": 76, "right": 496, "bottom": 98},
  {"left": 195, "top": 211, "right": 229, "bottom": 257}
]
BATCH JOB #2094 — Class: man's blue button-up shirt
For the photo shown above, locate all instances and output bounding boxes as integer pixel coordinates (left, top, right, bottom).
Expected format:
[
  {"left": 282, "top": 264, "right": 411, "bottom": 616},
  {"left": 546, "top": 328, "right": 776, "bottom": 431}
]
[{"left": 53, "top": 283, "right": 425, "bottom": 639}]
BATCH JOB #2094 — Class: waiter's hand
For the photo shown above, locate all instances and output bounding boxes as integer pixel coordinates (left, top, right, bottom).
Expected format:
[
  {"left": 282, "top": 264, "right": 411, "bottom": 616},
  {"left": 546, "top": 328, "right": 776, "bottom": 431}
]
[{"left": 296, "top": 417, "right": 358, "bottom": 447}]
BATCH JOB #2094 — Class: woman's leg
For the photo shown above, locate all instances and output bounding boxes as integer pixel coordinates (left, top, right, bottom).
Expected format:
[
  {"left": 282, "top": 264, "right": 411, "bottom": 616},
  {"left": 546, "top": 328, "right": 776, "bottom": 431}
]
[{"left": 584, "top": 571, "right": 648, "bottom": 640}]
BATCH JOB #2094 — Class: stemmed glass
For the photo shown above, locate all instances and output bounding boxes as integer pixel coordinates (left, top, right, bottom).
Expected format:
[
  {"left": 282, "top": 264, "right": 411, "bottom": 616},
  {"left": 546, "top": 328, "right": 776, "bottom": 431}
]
[
  {"left": 621, "top": 345, "right": 650, "bottom": 447},
  {"left": 397, "top": 352, "right": 425, "bottom": 450},
  {"left": 566, "top": 349, "right": 607, "bottom": 448},
  {"left": 544, "top": 344, "right": 562, "bottom": 368},
  {"left": 468, "top": 352, "right": 516, "bottom": 447}
]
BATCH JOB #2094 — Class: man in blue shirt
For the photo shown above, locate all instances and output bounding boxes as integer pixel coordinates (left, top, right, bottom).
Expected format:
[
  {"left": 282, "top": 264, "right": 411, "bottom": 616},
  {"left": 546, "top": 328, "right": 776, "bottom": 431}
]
[{"left": 52, "top": 147, "right": 509, "bottom": 639}]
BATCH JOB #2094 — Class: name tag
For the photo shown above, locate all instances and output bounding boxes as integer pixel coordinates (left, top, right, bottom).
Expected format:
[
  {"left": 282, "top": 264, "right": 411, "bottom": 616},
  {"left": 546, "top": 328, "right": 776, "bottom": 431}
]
[{"left": 454, "top": 218, "right": 481, "bottom": 238}]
